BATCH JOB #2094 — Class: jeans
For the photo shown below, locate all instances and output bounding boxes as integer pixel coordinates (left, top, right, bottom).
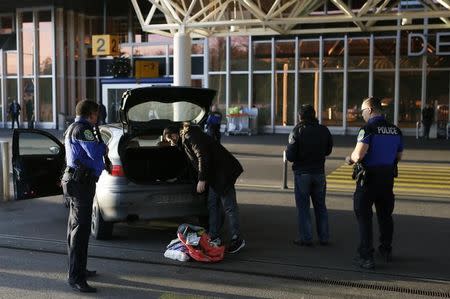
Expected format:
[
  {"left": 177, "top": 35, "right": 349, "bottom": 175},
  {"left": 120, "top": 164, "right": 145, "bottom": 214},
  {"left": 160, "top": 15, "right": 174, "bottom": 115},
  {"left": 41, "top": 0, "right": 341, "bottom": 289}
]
[
  {"left": 294, "top": 173, "right": 329, "bottom": 242},
  {"left": 207, "top": 186, "right": 241, "bottom": 240}
]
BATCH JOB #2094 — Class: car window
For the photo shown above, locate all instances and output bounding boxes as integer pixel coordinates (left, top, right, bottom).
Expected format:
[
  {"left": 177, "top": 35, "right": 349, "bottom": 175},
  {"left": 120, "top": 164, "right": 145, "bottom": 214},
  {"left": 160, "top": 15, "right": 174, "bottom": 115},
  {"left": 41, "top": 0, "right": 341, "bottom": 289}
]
[
  {"left": 128, "top": 101, "right": 204, "bottom": 122},
  {"left": 99, "top": 129, "right": 112, "bottom": 145},
  {"left": 19, "top": 132, "right": 62, "bottom": 156}
]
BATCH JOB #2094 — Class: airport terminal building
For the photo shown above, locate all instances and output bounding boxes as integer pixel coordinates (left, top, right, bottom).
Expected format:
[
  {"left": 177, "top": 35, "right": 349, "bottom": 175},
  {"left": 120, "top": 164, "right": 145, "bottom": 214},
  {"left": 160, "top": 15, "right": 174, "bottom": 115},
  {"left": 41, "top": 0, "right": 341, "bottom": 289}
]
[{"left": 0, "top": 0, "right": 449, "bottom": 135}]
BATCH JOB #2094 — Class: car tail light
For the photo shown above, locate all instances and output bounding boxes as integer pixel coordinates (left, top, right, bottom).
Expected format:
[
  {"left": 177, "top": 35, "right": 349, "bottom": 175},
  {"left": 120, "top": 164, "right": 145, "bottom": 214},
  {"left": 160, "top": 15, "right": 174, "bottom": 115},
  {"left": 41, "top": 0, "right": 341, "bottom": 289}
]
[{"left": 111, "top": 165, "right": 125, "bottom": 177}]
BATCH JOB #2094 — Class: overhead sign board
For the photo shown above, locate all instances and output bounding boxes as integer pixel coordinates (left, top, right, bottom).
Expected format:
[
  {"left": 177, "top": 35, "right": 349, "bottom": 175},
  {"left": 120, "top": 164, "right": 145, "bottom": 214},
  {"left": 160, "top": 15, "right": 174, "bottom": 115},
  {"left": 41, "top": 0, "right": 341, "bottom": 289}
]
[{"left": 92, "top": 35, "right": 120, "bottom": 56}]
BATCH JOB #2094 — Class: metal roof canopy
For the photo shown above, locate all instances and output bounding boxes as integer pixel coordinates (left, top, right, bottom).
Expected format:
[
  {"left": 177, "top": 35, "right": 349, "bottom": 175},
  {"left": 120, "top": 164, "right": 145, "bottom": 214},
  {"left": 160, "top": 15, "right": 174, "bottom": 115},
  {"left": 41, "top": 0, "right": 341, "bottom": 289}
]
[{"left": 130, "top": 0, "right": 450, "bottom": 37}]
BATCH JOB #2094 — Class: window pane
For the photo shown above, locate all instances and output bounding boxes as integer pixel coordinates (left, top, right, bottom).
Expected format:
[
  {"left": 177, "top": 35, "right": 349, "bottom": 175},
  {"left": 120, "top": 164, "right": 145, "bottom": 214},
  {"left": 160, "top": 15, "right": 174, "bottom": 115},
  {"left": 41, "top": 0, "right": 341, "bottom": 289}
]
[
  {"left": 7, "top": 79, "right": 18, "bottom": 123},
  {"left": 252, "top": 74, "right": 271, "bottom": 126},
  {"left": 374, "top": 38, "right": 395, "bottom": 69},
  {"left": 19, "top": 132, "right": 61, "bottom": 155},
  {"left": 39, "top": 12, "right": 53, "bottom": 75},
  {"left": 22, "top": 78, "right": 34, "bottom": 121},
  {"left": 230, "top": 36, "right": 248, "bottom": 71},
  {"left": 373, "top": 71, "right": 395, "bottom": 122},
  {"left": 6, "top": 51, "right": 17, "bottom": 76},
  {"left": 427, "top": 71, "right": 449, "bottom": 138},
  {"left": 347, "top": 72, "right": 369, "bottom": 127},
  {"left": 39, "top": 78, "right": 53, "bottom": 122},
  {"left": 209, "top": 74, "right": 226, "bottom": 119},
  {"left": 209, "top": 37, "right": 226, "bottom": 71},
  {"left": 229, "top": 74, "right": 248, "bottom": 111},
  {"left": 322, "top": 72, "right": 343, "bottom": 126},
  {"left": 298, "top": 73, "right": 317, "bottom": 110},
  {"left": 275, "top": 72, "right": 294, "bottom": 125},
  {"left": 192, "top": 42, "right": 204, "bottom": 55},
  {"left": 253, "top": 42, "right": 271, "bottom": 71},
  {"left": 399, "top": 71, "right": 421, "bottom": 127},
  {"left": 276, "top": 41, "right": 295, "bottom": 70},
  {"left": 21, "top": 12, "right": 34, "bottom": 76},
  {"left": 133, "top": 45, "right": 166, "bottom": 56},
  {"left": 299, "top": 40, "right": 320, "bottom": 70},
  {"left": 323, "top": 40, "right": 344, "bottom": 70},
  {"left": 86, "top": 79, "right": 97, "bottom": 102},
  {"left": 348, "top": 38, "right": 369, "bottom": 69}
]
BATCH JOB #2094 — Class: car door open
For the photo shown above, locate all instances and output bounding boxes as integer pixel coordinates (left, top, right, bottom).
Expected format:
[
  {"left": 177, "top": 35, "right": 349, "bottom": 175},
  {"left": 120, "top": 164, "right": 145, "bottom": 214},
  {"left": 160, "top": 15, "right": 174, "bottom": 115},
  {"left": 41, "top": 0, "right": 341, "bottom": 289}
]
[{"left": 12, "top": 129, "right": 65, "bottom": 200}]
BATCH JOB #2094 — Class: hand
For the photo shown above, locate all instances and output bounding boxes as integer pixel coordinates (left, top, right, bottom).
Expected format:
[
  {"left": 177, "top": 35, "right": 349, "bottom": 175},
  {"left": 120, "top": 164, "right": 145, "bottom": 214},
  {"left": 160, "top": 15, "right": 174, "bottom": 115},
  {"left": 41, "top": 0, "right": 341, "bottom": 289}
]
[
  {"left": 345, "top": 156, "right": 354, "bottom": 165},
  {"left": 196, "top": 181, "right": 207, "bottom": 193}
]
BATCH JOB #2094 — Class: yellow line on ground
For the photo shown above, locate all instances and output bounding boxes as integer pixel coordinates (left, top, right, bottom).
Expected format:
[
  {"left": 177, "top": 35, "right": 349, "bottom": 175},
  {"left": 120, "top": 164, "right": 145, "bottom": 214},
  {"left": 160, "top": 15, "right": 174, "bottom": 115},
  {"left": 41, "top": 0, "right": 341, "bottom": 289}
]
[
  {"left": 326, "top": 180, "right": 450, "bottom": 189},
  {"left": 327, "top": 186, "right": 450, "bottom": 196},
  {"left": 327, "top": 176, "right": 450, "bottom": 184}
]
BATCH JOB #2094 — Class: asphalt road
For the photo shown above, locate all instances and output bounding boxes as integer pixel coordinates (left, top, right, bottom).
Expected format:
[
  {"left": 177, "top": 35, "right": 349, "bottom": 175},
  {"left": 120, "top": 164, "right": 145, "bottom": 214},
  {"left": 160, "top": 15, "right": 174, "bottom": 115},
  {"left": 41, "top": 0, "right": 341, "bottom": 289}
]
[{"left": 0, "top": 131, "right": 449, "bottom": 298}]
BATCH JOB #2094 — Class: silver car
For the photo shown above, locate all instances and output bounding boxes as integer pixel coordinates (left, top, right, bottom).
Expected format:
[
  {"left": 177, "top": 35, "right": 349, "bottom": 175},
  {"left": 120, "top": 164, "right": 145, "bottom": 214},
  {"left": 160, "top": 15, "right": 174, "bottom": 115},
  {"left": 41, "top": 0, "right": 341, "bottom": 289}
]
[{"left": 12, "top": 86, "right": 216, "bottom": 239}]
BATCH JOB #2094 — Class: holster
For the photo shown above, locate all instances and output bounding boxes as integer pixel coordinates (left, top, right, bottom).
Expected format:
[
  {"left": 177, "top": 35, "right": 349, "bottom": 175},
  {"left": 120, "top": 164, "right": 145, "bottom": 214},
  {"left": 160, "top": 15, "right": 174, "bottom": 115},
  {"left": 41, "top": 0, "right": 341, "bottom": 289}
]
[
  {"left": 352, "top": 163, "right": 367, "bottom": 187},
  {"left": 65, "top": 164, "right": 95, "bottom": 184}
]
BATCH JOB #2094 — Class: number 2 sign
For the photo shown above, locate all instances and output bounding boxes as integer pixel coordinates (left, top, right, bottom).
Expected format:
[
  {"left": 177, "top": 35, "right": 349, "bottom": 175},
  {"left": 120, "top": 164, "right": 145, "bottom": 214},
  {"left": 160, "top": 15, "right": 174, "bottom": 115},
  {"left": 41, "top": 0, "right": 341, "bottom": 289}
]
[{"left": 92, "top": 35, "right": 120, "bottom": 56}]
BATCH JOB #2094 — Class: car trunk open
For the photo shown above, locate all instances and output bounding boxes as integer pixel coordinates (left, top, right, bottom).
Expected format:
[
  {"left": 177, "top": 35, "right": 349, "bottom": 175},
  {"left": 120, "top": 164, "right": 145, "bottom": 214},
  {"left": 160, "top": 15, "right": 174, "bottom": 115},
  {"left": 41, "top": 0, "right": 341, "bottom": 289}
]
[{"left": 120, "top": 137, "right": 195, "bottom": 185}]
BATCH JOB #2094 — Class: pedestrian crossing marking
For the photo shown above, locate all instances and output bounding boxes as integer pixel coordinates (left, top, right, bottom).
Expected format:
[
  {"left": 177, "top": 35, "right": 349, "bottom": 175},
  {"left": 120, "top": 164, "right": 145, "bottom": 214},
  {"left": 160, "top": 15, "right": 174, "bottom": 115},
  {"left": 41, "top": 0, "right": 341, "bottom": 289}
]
[{"left": 327, "top": 163, "right": 450, "bottom": 198}]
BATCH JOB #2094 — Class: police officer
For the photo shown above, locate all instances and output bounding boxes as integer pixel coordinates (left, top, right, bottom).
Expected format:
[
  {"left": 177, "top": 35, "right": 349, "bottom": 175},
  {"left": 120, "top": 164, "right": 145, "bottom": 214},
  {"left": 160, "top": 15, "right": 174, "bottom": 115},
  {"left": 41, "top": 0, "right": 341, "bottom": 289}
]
[
  {"left": 346, "top": 97, "right": 403, "bottom": 270},
  {"left": 61, "top": 100, "right": 108, "bottom": 292}
]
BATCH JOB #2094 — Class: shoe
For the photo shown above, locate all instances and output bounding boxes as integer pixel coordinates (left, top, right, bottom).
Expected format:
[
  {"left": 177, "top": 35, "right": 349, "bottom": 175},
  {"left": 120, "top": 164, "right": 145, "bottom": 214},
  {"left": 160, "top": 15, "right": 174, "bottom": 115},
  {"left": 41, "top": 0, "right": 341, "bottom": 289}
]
[
  {"left": 228, "top": 238, "right": 245, "bottom": 254},
  {"left": 86, "top": 269, "right": 97, "bottom": 277},
  {"left": 293, "top": 239, "right": 313, "bottom": 247},
  {"left": 69, "top": 281, "right": 97, "bottom": 293},
  {"left": 209, "top": 237, "right": 222, "bottom": 247},
  {"left": 353, "top": 256, "right": 375, "bottom": 270},
  {"left": 378, "top": 246, "right": 392, "bottom": 262}
]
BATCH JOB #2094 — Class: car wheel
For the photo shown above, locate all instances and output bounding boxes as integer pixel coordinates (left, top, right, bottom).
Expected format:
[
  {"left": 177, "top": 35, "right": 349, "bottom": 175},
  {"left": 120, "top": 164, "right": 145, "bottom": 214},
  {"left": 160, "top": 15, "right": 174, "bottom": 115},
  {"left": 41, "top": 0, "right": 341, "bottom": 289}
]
[{"left": 91, "top": 196, "right": 114, "bottom": 240}]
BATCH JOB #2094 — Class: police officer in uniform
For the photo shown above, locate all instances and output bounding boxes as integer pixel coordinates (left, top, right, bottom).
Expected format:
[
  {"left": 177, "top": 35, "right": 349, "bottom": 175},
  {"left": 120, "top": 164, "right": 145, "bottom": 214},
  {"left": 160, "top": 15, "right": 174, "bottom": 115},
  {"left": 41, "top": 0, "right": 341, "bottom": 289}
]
[
  {"left": 346, "top": 97, "right": 403, "bottom": 270},
  {"left": 61, "top": 100, "right": 108, "bottom": 292}
]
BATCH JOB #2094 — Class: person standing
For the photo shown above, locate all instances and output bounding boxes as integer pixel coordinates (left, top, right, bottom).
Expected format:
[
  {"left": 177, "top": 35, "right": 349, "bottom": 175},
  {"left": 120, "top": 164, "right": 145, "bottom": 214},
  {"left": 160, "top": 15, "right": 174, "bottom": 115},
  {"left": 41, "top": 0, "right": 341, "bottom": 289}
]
[
  {"left": 26, "top": 99, "right": 34, "bottom": 129},
  {"left": 205, "top": 104, "right": 223, "bottom": 142},
  {"left": 163, "top": 123, "right": 245, "bottom": 253},
  {"left": 286, "top": 104, "right": 333, "bottom": 246},
  {"left": 9, "top": 99, "right": 21, "bottom": 129},
  {"left": 61, "top": 100, "right": 109, "bottom": 293},
  {"left": 345, "top": 97, "right": 403, "bottom": 270},
  {"left": 421, "top": 103, "right": 434, "bottom": 139}
]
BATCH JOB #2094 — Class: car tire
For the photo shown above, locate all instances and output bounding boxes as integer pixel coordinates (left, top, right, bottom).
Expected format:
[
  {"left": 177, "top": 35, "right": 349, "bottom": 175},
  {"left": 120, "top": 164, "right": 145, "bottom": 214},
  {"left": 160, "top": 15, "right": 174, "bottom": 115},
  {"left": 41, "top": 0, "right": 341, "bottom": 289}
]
[{"left": 91, "top": 196, "right": 114, "bottom": 240}]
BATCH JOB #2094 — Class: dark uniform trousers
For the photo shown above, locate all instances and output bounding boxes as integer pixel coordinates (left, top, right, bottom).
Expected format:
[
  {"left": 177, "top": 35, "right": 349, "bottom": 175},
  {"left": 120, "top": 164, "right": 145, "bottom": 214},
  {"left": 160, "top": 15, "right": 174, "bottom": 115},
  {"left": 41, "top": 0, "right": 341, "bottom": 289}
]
[
  {"left": 353, "top": 166, "right": 395, "bottom": 259},
  {"left": 62, "top": 176, "right": 96, "bottom": 284}
]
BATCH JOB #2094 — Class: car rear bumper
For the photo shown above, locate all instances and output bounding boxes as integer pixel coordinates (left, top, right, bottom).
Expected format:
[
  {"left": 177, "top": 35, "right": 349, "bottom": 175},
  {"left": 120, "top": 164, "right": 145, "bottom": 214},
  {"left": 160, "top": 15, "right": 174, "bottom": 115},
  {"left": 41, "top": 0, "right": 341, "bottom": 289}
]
[{"left": 95, "top": 180, "right": 207, "bottom": 222}]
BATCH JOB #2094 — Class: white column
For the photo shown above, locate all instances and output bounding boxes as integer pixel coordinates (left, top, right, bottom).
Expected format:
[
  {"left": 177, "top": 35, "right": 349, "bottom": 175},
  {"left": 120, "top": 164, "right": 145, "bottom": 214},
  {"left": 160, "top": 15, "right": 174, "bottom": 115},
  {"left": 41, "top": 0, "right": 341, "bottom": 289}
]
[
  {"left": 56, "top": 8, "right": 66, "bottom": 115},
  {"left": 369, "top": 34, "right": 374, "bottom": 97},
  {"left": 173, "top": 30, "right": 191, "bottom": 86},
  {"left": 67, "top": 11, "right": 76, "bottom": 116},
  {"left": 78, "top": 14, "right": 86, "bottom": 101},
  {"left": 318, "top": 36, "right": 323, "bottom": 124},
  {"left": 173, "top": 29, "right": 191, "bottom": 121},
  {"left": 394, "top": 25, "right": 400, "bottom": 126}
]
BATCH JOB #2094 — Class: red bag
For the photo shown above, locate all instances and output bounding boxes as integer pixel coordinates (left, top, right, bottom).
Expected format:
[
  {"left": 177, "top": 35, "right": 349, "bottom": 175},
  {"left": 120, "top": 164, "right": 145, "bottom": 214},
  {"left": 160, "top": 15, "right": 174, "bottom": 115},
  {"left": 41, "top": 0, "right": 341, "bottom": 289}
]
[{"left": 177, "top": 224, "right": 225, "bottom": 263}]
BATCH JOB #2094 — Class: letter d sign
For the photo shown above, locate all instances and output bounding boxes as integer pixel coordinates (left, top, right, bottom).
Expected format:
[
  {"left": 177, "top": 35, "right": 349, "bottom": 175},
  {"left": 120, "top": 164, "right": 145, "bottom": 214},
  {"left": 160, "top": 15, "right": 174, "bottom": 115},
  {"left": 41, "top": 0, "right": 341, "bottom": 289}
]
[{"left": 408, "top": 33, "right": 426, "bottom": 56}]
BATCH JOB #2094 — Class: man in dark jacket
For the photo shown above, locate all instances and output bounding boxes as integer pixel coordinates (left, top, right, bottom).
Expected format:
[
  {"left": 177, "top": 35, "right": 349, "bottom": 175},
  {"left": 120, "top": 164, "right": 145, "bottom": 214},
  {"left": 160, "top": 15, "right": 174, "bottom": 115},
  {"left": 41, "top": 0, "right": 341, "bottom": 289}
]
[
  {"left": 9, "top": 99, "right": 21, "bottom": 129},
  {"left": 286, "top": 104, "right": 333, "bottom": 246},
  {"left": 164, "top": 123, "right": 245, "bottom": 253}
]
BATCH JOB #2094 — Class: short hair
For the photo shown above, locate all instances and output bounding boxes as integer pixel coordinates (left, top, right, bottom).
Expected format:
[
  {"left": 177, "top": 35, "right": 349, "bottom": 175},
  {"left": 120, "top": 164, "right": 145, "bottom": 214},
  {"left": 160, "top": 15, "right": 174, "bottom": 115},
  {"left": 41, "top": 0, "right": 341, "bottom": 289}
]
[
  {"left": 76, "top": 100, "right": 99, "bottom": 118},
  {"left": 163, "top": 125, "right": 179, "bottom": 139},
  {"left": 298, "top": 104, "right": 316, "bottom": 121},
  {"left": 363, "top": 97, "right": 382, "bottom": 112}
]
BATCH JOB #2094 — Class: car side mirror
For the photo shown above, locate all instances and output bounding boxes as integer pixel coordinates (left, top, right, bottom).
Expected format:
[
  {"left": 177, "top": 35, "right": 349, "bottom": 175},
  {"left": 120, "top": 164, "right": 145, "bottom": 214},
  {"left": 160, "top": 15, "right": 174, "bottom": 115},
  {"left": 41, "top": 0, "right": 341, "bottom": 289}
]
[{"left": 49, "top": 146, "right": 60, "bottom": 155}]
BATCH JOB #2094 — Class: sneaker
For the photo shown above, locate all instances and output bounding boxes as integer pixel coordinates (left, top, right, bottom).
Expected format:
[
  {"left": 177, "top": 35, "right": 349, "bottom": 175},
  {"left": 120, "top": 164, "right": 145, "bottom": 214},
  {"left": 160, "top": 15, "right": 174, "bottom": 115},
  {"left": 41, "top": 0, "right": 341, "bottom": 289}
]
[
  {"left": 353, "top": 256, "right": 375, "bottom": 270},
  {"left": 209, "top": 237, "right": 222, "bottom": 247},
  {"left": 378, "top": 246, "right": 392, "bottom": 262},
  {"left": 228, "top": 238, "right": 245, "bottom": 254}
]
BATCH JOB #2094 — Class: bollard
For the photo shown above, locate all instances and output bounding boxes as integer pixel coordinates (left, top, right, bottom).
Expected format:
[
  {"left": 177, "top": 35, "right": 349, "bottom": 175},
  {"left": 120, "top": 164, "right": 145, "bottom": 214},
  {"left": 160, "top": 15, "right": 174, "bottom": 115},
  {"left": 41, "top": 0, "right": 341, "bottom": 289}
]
[
  {"left": 282, "top": 150, "right": 288, "bottom": 190},
  {"left": 0, "top": 141, "right": 10, "bottom": 201},
  {"left": 416, "top": 121, "right": 421, "bottom": 139}
]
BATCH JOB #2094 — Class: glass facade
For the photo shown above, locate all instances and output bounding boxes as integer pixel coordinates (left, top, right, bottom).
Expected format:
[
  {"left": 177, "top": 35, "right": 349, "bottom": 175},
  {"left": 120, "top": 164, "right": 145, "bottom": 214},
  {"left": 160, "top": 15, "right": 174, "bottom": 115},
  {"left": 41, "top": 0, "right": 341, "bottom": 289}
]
[{"left": 0, "top": 5, "right": 448, "bottom": 135}]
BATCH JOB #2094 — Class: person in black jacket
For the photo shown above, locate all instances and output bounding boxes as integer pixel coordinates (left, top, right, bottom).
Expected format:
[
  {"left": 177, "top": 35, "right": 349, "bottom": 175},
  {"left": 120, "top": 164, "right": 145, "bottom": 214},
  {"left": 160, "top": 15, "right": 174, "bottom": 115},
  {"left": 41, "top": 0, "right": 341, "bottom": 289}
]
[
  {"left": 286, "top": 104, "right": 333, "bottom": 246},
  {"left": 164, "top": 123, "right": 245, "bottom": 253},
  {"left": 421, "top": 103, "right": 434, "bottom": 139}
]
